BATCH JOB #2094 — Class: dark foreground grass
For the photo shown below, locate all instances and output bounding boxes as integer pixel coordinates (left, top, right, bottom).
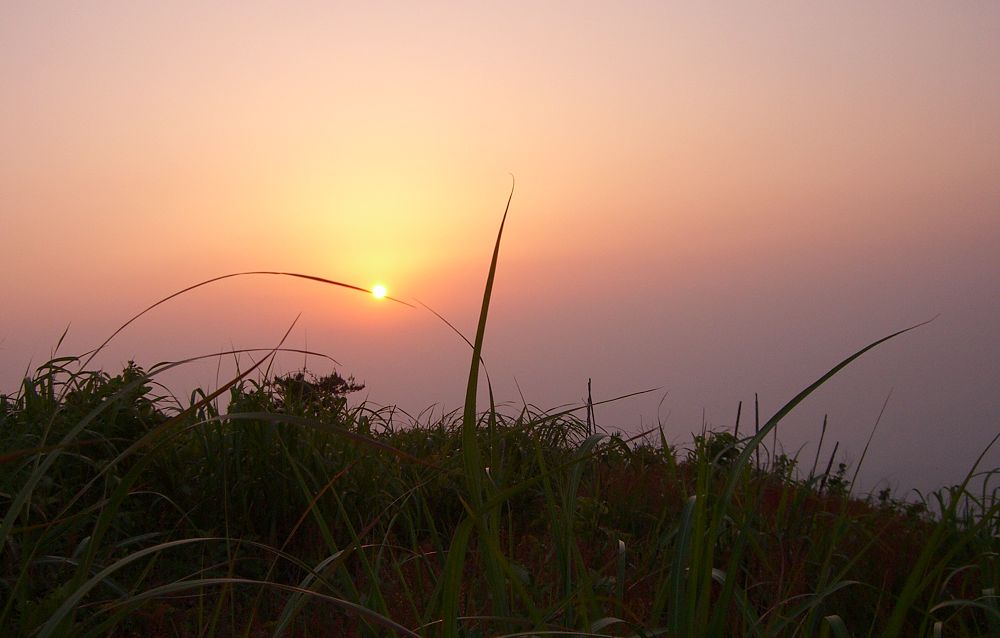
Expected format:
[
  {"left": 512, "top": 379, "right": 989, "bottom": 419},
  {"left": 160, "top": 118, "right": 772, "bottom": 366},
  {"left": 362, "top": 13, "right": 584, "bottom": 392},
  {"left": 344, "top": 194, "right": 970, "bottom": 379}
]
[
  {"left": 3, "top": 195, "right": 998, "bottom": 636},
  {"left": 2, "top": 358, "right": 998, "bottom": 637}
]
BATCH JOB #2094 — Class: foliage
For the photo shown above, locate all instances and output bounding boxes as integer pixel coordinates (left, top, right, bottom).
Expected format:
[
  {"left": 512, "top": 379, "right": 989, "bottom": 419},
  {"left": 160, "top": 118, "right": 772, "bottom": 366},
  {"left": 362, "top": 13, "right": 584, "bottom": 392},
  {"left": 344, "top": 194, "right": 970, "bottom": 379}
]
[{"left": 1, "top": 357, "right": 998, "bottom": 637}]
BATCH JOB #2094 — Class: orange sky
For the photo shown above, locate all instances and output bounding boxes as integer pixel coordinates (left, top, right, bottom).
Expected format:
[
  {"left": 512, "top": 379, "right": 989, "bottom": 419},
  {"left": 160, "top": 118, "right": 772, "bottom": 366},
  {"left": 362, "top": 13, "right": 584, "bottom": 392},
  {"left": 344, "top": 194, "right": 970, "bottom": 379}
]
[{"left": 3, "top": 3, "right": 999, "bottom": 493}]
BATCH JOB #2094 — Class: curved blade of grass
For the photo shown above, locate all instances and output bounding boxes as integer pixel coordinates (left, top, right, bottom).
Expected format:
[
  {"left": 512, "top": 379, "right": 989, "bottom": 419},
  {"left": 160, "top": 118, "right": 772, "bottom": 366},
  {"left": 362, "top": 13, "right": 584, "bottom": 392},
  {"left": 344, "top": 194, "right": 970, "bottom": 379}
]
[
  {"left": 270, "top": 549, "right": 350, "bottom": 636},
  {"left": 99, "top": 578, "right": 419, "bottom": 638},
  {"left": 39, "top": 535, "right": 393, "bottom": 637},
  {"left": 78, "top": 270, "right": 411, "bottom": 375},
  {"left": 929, "top": 596, "right": 1000, "bottom": 619},
  {"left": 821, "top": 614, "right": 852, "bottom": 638},
  {"left": 883, "top": 431, "right": 1000, "bottom": 638},
  {"left": 766, "top": 580, "right": 860, "bottom": 635},
  {"left": 38, "top": 536, "right": 220, "bottom": 638},
  {"left": 591, "top": 615, "right": 631, "bottom": 634},
  {"left": 724, "top": 319, "right": 935, "bottom": 505}
]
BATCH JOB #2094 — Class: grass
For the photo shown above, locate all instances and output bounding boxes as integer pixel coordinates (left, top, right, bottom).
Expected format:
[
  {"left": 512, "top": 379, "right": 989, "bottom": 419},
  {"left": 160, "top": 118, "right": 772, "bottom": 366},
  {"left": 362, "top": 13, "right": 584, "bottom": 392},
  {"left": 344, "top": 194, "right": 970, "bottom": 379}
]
[{"left": 2, "top": 193, "right": 999, "bottom": 636}]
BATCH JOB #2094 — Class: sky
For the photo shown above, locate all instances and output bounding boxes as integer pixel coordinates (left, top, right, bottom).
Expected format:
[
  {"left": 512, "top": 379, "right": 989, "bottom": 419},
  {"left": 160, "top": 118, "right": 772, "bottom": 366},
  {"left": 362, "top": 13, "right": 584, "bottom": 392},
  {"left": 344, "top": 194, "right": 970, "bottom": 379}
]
[{"left": 2, "top": 2, "right": 999, "bottom": 495}]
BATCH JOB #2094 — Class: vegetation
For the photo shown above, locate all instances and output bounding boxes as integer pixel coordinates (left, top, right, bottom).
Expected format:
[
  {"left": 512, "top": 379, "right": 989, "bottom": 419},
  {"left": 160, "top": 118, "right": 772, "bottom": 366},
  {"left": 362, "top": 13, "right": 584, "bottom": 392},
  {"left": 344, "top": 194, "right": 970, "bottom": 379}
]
[{"left": 2, "top": 196, "right": 998, "bottom": 636}]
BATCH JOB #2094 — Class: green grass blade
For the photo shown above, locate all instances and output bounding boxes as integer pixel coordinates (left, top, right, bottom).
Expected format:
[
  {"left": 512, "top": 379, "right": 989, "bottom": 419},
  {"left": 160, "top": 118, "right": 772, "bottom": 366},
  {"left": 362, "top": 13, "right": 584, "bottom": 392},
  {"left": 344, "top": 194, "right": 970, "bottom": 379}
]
[
  {"left": 822, "top": 614, "right": 852, "bottom": 638},
  {"left": 461, "top": 180, "right": 515, "bottom": 505},
  {"left": 440, "top": 516, "right": 476, "bottom": 638}
]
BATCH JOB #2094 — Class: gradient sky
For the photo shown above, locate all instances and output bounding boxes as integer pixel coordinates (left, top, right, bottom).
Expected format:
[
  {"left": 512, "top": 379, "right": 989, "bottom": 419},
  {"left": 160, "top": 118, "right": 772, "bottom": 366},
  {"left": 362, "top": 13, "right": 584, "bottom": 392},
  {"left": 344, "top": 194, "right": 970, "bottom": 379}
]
[{"left": 3, "top": 2, "right": 999, "bottom": 495}]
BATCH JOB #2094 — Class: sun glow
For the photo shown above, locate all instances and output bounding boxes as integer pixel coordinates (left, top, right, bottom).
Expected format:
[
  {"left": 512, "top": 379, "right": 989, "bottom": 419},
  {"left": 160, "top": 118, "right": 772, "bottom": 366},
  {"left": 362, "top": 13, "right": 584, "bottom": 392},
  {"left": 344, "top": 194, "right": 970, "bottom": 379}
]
[{"left": 372, "top": 284, "right": 387, "bottom": 299}]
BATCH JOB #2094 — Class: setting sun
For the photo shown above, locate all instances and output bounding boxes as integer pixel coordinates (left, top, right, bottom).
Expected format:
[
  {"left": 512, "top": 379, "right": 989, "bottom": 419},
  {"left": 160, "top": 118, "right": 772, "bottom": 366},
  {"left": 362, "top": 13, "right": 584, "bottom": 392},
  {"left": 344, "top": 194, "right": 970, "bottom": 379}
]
[{"left": 371, "top": 284, "right": 387, "bottom": 299}]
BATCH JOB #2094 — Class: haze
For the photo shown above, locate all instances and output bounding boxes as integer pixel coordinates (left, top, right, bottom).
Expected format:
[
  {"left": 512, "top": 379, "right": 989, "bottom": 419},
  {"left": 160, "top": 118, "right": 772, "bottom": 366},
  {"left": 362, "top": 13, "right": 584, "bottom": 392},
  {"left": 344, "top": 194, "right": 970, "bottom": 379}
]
[{"left": 2, "top": 3, "right": 999, "bottom": 495}]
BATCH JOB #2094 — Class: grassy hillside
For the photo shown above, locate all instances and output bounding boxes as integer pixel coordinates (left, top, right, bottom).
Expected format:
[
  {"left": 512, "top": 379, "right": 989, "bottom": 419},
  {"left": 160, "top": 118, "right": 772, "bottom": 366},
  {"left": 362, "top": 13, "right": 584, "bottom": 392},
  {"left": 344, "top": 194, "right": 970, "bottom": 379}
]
[{"left": 2, "top": 352, "right": 998, "bottom": 637}]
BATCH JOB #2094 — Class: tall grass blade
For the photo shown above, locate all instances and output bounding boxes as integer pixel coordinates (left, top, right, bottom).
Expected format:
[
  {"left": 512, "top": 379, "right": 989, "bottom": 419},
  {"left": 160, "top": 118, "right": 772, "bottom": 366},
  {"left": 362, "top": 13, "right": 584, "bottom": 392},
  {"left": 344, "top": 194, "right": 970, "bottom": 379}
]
[
  {"left": 822, "top": 614, "right": 852, "bottom": 638},
  {"left": 443, "top": 179, "right": 515, "bottom": 634}
]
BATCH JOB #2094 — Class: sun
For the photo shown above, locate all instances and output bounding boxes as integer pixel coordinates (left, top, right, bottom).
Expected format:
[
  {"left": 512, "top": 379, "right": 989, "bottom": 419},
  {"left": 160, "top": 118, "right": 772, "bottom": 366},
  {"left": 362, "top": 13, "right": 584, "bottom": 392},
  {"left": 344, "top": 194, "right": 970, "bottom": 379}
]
[{"left": 371, "top": 284, "right": 387, "bottom": 299}]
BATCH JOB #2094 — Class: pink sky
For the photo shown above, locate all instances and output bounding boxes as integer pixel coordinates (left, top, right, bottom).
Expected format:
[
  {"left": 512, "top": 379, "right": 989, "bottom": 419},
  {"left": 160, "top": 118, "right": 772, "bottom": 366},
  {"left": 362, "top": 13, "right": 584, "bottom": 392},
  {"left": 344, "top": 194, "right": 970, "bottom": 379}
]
[{"left": 3, "top": 2, "right": 999, "bottom": 494}]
